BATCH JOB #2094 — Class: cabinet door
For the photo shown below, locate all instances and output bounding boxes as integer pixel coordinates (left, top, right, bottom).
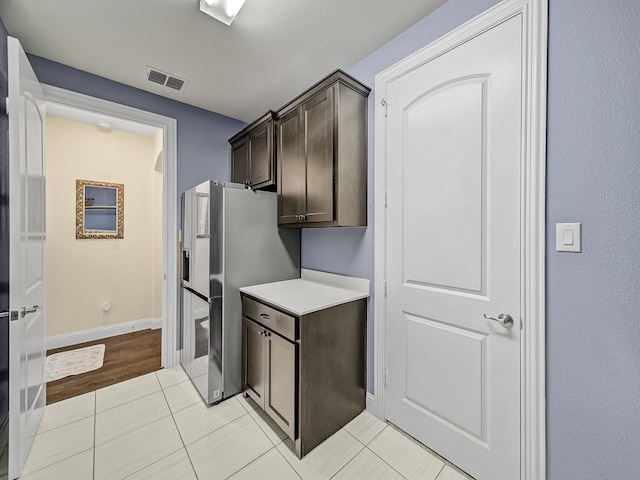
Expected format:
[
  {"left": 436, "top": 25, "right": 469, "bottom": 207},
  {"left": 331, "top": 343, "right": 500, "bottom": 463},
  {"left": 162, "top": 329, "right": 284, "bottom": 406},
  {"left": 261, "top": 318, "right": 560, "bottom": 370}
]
[
  {"left": 277, "top": 107, "right": 305, "bottom": 224},
  {"left": 265, "top": 331, "right": 297, "bottom": 440},
  {"left": 303, "top": 87, "right": 335, "bottom": 224},
  {"left": 242, "top": 317, "right": 265, "bottom": 408},
  {"left": 231, "top": 139, "right": 249, "bottom": 185},
  {"left": 248, "top": 121, "right": 273, "bottom": 188}
]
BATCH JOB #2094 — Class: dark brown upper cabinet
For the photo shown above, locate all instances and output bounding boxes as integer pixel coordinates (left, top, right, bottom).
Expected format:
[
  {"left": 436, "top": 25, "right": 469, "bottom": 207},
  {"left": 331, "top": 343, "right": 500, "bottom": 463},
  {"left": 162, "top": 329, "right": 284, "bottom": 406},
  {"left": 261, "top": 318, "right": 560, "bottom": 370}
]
[
  {"left": 229, "top": 111, "right": 276, "bottom": 191},
  {"left": 276, "top": 70, "right": 370, "bottom": 227}
]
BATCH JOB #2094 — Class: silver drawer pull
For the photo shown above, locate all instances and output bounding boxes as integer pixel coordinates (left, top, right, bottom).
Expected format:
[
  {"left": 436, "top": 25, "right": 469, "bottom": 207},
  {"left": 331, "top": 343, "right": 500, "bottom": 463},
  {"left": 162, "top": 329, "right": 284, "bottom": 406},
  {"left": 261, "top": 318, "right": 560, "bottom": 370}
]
[{"left": 260, "top": 313, "right": 270, "bottom": 320}]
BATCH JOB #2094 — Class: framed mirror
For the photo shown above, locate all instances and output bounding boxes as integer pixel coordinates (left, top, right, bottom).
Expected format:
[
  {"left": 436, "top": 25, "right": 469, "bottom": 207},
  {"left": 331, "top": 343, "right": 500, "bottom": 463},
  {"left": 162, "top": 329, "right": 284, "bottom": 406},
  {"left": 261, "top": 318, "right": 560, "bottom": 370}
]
[{"left": 76, "top": 179, "right": 124, "bottom": 239}]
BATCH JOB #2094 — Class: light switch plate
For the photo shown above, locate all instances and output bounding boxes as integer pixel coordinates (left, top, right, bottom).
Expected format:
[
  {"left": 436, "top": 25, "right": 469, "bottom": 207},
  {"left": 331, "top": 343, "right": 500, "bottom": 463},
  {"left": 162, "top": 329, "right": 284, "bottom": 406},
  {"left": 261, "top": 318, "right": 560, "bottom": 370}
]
[{"left": 556, "top": 223, "right": 581, "bottom": 252}]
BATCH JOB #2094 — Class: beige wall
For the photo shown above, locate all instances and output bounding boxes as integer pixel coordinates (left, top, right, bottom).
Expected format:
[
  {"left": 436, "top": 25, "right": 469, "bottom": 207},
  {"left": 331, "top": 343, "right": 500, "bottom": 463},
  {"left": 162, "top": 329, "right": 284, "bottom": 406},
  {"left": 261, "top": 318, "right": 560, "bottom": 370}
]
[{"left": 46, "top": 116, "right": 163, "bottom": 337}]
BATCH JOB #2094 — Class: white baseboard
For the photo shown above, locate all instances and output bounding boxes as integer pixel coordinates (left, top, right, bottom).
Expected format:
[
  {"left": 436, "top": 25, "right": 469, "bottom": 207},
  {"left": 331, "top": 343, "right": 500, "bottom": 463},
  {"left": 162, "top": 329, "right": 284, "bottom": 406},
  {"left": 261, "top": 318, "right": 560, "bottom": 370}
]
[
  {"left": 366, "top": 392, "right": 376, "bottom": 413},
  {"left": 47, "top": 317, "right": 163, "bottom": 350}
]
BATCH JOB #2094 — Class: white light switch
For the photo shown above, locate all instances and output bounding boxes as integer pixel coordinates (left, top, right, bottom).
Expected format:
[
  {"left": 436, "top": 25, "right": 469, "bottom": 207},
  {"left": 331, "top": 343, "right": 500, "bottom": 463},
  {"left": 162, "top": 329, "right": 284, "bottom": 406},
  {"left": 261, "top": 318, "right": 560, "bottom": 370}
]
[
  {"left": 563, "top": 229, "right": 574, "bottom": 245},
  {"left": 556, "top": 223, "right": 581, "bottom": 252}
]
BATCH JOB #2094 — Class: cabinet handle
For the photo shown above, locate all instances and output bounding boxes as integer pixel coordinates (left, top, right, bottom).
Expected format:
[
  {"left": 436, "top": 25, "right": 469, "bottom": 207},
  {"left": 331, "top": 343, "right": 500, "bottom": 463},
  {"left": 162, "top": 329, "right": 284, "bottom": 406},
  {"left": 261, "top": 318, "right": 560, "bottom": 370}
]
[
  {"left": 260, "top": 313, "right": 270, "bottom": 320},
  {"left": 300, "top": 214, "right": 306, "bottom": 222}
]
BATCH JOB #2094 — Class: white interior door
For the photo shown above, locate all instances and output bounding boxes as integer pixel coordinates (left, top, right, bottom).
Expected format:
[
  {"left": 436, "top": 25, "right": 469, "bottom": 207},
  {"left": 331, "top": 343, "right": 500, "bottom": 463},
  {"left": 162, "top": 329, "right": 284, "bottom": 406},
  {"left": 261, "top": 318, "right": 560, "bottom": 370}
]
[
  {"left": 7, "top": 36, "right": 47, "bottom": 480},
  {"left": 384, "top": 16, "right": 523, "bottom": 480}
]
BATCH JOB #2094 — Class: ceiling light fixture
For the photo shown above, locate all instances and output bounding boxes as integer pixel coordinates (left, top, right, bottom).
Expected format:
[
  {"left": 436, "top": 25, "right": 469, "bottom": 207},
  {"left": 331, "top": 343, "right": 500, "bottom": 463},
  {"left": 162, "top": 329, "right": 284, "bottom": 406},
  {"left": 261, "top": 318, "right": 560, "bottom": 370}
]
[{"left": 199, "top": 0, "right": 247, "bottom": 26}]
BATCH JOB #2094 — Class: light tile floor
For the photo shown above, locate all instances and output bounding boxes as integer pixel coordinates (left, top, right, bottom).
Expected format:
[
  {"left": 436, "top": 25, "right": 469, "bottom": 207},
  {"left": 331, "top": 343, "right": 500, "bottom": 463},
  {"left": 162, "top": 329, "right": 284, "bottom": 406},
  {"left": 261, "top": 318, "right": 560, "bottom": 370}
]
[{"left": 21, "top": 366, "right": 474, "bottom": 480}]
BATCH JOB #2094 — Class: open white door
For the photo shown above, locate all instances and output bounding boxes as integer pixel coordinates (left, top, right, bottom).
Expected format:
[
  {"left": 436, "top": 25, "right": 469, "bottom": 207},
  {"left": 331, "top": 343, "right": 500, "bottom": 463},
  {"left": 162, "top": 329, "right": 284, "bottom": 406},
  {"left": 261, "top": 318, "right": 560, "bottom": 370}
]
[{"left": 7, "top": 36, "right": 47, "bottom": 480}]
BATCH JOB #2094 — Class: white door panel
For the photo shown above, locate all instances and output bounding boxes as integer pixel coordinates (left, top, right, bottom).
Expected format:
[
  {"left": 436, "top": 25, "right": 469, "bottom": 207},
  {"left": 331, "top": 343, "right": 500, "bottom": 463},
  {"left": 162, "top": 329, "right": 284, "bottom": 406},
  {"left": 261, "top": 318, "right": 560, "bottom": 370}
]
[
  {"left": 385, "top": 16, "right": 522, "bottom": 480},
  {"left": 404, "top": 314, "right": 486, "bottom": 438},
  {"left": 403, "top": 77, "right": 487, "bottom": 294},
  {"left": 8, "top": 36, "right": 47, "bottom": 480}
]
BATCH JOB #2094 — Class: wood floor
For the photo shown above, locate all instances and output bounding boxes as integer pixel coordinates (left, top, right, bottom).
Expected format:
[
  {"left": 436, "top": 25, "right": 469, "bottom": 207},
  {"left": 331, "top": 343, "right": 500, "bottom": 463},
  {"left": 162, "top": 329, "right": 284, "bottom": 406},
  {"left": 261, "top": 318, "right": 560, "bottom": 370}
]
[{"left": 46, "top": 329, "right": 162, "bottom": 405}]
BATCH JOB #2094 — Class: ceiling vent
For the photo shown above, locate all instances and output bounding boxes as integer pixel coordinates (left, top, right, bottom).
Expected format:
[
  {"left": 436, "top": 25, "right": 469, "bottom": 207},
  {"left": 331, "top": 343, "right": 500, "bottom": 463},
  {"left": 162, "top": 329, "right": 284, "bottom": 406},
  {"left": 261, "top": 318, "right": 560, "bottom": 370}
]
[{"left": 146, "top": 66, "right": 188, "bottom": 93}]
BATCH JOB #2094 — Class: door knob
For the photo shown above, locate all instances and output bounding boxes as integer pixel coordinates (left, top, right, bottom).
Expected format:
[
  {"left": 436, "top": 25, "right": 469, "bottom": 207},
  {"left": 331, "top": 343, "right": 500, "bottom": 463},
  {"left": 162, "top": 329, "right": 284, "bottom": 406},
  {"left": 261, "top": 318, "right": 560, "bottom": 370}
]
[{"left": 483, "top": 313, "right": 514, "bottom": 327}]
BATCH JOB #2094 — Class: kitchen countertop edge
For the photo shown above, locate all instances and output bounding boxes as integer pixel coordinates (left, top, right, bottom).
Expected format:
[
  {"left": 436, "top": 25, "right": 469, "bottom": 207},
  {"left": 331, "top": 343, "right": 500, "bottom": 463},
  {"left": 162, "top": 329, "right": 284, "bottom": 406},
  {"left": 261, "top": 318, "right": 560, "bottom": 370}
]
[{"left": 239, "top": 271, "right": 370, "bottom": 316}]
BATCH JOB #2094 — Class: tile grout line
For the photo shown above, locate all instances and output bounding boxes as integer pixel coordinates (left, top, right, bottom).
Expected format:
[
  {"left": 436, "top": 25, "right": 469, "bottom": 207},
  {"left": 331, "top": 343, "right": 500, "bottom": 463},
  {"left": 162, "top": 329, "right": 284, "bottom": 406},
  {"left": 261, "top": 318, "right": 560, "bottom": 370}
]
[
  {"left": 180, "top": 403, "right": 273, "bottom": 479},
  {"left": 169, "top": 387, "right": 252, "bottom": 436},
  {"left": 363, "top": 422, "right": 389, "bottom": 445},
  {"left": 19, "top": 447, "right": 95, "bottom": 479},
  {"left": 20, "top": 411, "right": 97, "bottom": 478},
  {"left": 222, "top": 445, "right": 280, "bottom": 480},
  {"left": 364, "top": 439, "right": 441, "bottom": 480},
  {"left": 220, "top": 400, "right": 303, "bottom": 480},
  {"left": 29, "top": 412, "right": 95, "bottom": 437},
  {"left": 338, "top": 426, "right": 412, "bottom": 480},
  {"left": 244, "top": 404, "right": 287, "bottom": 448},
  {"left": 433, "top": 464, "right": 448, "bottom": 480},
  {"left": 368, "top": 422, "right": 472, "bottom": 480},
  {"left": 271, "top": 443, "right": 304, "bottom": 480},
  {"left": 384, "top": 423, "right": 474, "bottom": 480},
  {"left": 158, "top": 371, "right": 201, "bottom": 480},
  {"left": 94, "top": 375, "right": 163, "bottom": 415},
  {"left": 326, "top": 440, "right": 366, "bottom": 480},
  {"left": 175, "top": 407, "right": 249, "bottom": 447},
  {"left": 235, "top": 396, "right": 302, "bottom": 480},
  {"left": 98, "top": 371, "right": 187, "bottom": 480}
]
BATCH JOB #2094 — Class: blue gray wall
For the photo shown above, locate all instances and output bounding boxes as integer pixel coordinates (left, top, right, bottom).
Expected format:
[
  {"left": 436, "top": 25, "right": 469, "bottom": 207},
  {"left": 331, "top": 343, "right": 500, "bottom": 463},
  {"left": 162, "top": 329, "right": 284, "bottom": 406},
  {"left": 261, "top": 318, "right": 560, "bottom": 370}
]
[
  {"left": 26, "top": 55, "right": 246, "bottom": 199},
  {"left": 545, "top": 1, "right": 640, "bottom": 478}
]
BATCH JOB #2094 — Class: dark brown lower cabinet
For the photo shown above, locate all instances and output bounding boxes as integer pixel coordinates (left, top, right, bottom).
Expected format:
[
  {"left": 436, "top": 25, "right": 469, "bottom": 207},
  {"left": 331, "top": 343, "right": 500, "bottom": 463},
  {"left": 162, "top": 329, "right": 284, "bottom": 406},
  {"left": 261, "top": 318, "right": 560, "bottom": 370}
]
[
  {"left": 242, "top": 316, "right": 297, "bottom": 440},
  {"left": 241, "top": 294, "right": 366, "bottom": 458}
]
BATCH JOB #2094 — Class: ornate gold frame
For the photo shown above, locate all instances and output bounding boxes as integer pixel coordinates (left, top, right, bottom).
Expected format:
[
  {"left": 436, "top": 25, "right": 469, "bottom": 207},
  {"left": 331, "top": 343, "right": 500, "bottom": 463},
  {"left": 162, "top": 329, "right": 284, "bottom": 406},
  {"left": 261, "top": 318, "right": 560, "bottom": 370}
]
[{"left": 76, "top": 179, "right": 124, "bottom": 239}]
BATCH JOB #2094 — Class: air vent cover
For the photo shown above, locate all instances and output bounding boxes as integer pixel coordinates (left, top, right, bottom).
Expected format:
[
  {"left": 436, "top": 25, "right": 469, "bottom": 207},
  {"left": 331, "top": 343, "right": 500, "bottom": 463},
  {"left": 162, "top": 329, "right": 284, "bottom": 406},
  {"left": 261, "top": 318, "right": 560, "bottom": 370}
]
[
  {"left": 147, "top": 70, "right": 167, "bottom": 85},
  {"left": 146, "top": 66, "right": 188, "bottom": 93},
  {"left": 165, "top": 77, "right": 185, "bottom": 91}
]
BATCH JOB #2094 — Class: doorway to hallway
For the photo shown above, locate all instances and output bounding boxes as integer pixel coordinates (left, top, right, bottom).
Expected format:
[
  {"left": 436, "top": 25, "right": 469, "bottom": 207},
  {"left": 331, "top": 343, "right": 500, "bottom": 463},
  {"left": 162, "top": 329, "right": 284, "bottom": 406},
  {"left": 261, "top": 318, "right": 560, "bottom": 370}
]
[{"left": 46, "top": 330, "right": 161, "bottom": 404}]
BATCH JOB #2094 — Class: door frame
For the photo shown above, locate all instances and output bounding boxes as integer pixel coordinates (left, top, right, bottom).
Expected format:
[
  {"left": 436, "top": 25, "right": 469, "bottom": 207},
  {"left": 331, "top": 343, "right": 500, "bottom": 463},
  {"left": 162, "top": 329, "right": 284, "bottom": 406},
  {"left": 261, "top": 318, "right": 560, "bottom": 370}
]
[
  {"left": 373, "top": 1, "right": 548, "bottom": 479},
  {"left": 41, "top": 84, "right": 179, "bottom": 369}
]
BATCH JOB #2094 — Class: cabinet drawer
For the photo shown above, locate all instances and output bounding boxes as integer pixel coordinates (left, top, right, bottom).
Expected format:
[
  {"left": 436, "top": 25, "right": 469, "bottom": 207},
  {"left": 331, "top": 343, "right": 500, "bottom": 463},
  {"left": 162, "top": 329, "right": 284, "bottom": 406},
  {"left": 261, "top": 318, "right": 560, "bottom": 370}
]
[{"left": 242, "top": 296, "right": 297, "bottom": 341}]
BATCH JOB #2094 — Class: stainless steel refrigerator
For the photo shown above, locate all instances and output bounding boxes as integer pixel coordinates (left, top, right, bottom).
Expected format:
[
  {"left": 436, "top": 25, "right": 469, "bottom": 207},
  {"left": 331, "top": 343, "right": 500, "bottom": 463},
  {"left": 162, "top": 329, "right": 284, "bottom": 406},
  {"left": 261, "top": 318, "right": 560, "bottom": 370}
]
[{"left": 179, "top": 181, "right": 300, "bottom": 404}]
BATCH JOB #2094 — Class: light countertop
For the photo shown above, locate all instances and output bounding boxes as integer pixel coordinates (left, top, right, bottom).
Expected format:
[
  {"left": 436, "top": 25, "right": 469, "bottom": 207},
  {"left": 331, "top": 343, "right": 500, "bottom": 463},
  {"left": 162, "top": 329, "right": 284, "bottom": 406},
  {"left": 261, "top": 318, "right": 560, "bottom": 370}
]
[{"left": 239, "top": 269, "right": 370, "bottom": 316}]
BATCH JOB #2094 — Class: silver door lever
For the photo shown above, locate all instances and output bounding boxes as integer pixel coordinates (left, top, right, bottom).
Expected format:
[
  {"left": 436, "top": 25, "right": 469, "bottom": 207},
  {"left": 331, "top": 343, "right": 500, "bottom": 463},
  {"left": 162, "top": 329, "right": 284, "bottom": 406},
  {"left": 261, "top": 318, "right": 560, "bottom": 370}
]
[
  {"left": 21, "top": 305, "right": 40, "bottom": 317},
  {"left": 483, "top": 313, "right": 514, "bottom": 327}
]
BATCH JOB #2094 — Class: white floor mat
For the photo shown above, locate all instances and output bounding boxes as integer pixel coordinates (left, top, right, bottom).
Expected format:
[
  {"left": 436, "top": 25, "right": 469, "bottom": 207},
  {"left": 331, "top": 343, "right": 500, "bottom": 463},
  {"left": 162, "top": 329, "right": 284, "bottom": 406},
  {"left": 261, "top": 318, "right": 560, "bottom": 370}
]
[{"left": 46, "top": 344, "right": 106, "bottom": 382}]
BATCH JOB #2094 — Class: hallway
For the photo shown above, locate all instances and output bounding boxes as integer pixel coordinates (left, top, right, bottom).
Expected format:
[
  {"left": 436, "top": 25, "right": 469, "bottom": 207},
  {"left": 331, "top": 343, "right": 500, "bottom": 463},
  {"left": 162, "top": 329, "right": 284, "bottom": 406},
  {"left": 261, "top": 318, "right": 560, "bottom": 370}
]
[{"left": 46, "top": 329, "right": 161, "bottom": 404}]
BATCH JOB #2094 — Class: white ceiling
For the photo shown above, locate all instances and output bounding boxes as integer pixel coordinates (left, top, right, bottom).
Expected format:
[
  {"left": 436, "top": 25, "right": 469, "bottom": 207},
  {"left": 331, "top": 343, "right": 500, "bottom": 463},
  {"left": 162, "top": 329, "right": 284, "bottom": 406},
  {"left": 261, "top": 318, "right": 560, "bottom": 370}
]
[
  {"left": 0, "top": 0, "right": 448, "bottom": 122},
  {"left": 47, "top": 102, "right": 160, "bottom": 137}
]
